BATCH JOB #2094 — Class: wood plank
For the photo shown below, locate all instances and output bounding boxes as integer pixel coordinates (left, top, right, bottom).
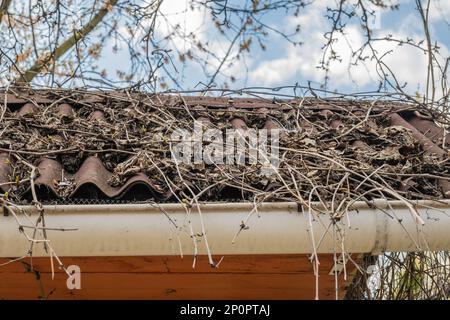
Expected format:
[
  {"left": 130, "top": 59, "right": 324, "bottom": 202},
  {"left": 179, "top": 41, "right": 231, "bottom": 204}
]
[
  {"left": 0, "top": 272, "right": 338, "bottom": 290},
  {"left": 0, "top": 254, "right": 361, "bottom": 300},
  {"left": 0, "top": 272, "right": 343, "bottom": 300},
  {"left": 1, "top": 287, "right": 335, "bottom": 300},
  {"left": 0, "top": 254, "right": 338, "bottom": 274}
]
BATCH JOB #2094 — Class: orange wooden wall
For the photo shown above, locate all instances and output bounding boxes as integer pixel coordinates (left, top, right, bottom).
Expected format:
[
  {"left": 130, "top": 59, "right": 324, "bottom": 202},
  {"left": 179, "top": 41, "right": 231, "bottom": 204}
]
[{"left": 0, "top": 254, "right": 360, "bottom": 300}]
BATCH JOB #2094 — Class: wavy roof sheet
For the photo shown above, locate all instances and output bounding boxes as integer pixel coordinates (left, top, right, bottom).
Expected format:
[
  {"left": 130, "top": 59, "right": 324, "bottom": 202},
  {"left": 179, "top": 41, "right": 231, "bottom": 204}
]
[{"left": 0, "top": 90, "right": 449, "bottom": 203}]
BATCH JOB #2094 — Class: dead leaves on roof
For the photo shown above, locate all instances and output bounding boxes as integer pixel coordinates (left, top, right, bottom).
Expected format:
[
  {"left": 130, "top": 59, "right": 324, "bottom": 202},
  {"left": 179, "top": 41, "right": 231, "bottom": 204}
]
[{"left": 0, "top": 94, "right": 447, "bottom": 203}]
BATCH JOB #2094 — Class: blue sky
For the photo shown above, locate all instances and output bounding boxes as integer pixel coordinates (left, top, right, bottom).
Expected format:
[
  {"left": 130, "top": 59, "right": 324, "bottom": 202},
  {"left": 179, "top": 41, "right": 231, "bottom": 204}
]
[{"left": 95, "top": 0, "right": 450, "bottom": 97}]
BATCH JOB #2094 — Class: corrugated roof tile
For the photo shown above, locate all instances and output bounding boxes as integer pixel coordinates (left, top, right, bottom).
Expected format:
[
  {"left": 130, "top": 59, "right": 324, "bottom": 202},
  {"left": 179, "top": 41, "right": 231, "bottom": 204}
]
[{"left": 0, "top": 91, "right": 449, "bottom": 202}]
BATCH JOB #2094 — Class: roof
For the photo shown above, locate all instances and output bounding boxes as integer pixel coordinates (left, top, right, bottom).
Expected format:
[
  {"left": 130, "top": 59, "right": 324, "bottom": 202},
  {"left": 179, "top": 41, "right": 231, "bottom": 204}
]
[{"left": 0, "top": 89, "right": 449, "bottom": 205}]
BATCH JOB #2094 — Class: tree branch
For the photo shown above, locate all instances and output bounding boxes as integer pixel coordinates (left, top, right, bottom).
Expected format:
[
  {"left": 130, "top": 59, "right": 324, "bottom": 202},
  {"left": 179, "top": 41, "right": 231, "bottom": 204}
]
[
  {"left": 0, "top": 0, "right": 12, "bottom": 23},
  {"left": 15, "top": 0, "right": 119, "bottom": 85}
]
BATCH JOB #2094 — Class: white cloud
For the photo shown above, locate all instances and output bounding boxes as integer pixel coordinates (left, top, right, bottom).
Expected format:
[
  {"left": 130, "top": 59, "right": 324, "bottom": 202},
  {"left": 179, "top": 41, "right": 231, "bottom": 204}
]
[
  {"left": 157, "top": 0, "right": 207, "bottom": 48},
  {"left": 248, "top": 0, "right": 449, "bottom": 95},
  {"left": 153, "top": 0, "right": 253, "bottom": 86},
  {"left": 429, "top": 0, "right": 450, "bottom": 22},
  {"left": 100, "top": 0, "right": 449, "bottom": 92}
]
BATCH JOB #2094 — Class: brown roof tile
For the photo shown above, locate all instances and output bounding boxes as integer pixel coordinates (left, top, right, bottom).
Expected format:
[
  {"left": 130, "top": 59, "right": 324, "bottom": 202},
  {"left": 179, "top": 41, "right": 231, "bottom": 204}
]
[{"left": 0, "top": 90, "right": 449, "bottom": 203}]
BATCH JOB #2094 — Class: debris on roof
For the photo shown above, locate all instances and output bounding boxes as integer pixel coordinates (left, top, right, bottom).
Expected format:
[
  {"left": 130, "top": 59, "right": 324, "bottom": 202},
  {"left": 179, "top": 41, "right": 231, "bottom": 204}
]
[{"left": 0, "top": 89, "right": 449, "bottom": 207}]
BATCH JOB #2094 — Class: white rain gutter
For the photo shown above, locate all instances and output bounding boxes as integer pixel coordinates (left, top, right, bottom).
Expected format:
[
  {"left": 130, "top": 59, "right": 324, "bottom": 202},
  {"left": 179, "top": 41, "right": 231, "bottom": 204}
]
[{"left": 1, "top": 199, "right": 450, "bottom": 257}]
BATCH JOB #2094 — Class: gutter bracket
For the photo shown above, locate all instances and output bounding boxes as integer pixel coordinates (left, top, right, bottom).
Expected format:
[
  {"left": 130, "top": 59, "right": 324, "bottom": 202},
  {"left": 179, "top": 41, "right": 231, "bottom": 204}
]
[{"left": 371, "top": 211, "right": 389, "bottom": 255}]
